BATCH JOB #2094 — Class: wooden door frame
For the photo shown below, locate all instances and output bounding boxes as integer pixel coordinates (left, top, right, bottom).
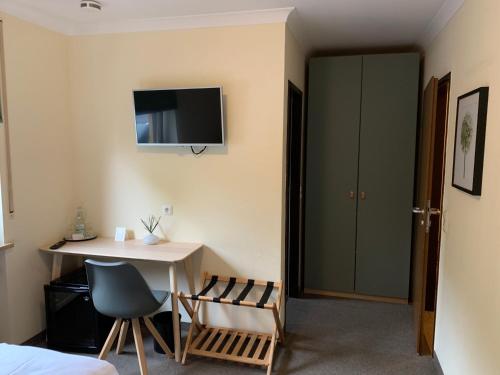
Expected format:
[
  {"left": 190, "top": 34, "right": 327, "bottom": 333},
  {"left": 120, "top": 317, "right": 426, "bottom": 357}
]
[
  {"left": 425, "top": 73, "right": 451, "bottom": 352},
  {"left": 285, "top": 80, "right": 305, "bottom": 299}
]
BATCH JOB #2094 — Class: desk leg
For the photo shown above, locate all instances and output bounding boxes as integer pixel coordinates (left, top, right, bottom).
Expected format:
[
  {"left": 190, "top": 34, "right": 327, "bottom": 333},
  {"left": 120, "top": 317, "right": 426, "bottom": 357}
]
[
  {"left": 51, "top": 253, "right": 63, "bottom": 281},
  {"left": 169, "top": 262, "right": 181, "bottom": 362}
]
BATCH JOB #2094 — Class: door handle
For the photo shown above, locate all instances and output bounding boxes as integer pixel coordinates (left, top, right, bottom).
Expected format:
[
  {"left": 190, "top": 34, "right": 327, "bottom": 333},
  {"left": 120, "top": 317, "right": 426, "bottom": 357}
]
[
  {"left": 413, "top": 207, "right": 426, "bottom": 226},
  {"left": 425, "top": 201, "right": 441, "bottom": 233},
  {"left": 349, "top": 191, "right": 355, "bottom": 200},
  {"left": 414, "top": 203, "right": 441, "bottom": 232},
  {"left": 360, "top": 191, "right": 366, "bottom": 200},
  {"left": 428, "top": 208, "right": 441, "bottom": 215}
]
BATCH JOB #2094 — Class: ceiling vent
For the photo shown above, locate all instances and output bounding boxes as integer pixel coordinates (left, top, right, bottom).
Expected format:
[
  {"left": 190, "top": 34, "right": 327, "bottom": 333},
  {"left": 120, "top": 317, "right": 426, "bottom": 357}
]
[{"left": 80, "top": 0, "right": 102, "bottom": 12}]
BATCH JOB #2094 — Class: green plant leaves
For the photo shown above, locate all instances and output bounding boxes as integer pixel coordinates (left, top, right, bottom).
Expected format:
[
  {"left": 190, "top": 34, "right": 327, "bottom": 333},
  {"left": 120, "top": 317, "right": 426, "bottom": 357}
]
[{"left": 140, "top": 215, "right": 161, "bottom": 234}]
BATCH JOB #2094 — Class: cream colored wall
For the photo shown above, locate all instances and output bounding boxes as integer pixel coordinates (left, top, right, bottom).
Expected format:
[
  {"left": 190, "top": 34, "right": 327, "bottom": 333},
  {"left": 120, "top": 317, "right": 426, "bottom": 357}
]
[
  {"left": 285, "top": 26, "right": 306, "bottom": 92},
  {"left": 0, "top": 13, "right": 75, "bottom": 343},
  {"left": 67, "top": 24, "right": 288, "bottom": 329},
  {"left": 0, "top": 13, "right": 295, "bottom": 340},
  {"left": 423, "top": 1, "right": 500, "bottom": 373}
]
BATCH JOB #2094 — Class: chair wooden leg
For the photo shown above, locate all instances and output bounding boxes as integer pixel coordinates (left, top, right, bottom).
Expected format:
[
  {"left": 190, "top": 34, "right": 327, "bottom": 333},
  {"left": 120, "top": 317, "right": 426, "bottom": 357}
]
[
  {"left": 99, "top": 318, "right": 122, "bottom": 360},
  {"left": 132, "top": 318, "right": 148, "bottom": 375},
  {"left": 116, "top": 320, "right": 129, "bottom": 355},
  {"left": 143, "top": 316, "right": 174, "bottom": 358}
]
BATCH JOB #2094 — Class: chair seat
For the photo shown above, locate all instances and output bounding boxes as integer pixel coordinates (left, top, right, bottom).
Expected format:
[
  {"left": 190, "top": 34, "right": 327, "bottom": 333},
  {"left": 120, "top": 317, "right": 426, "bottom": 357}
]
[
  {"left": 85, "top": 259, "right": 175, "bottom": 374},
  {"left": 85, "top": 260, "right": 172, "bottom": 319},
  {"left": 152, "top": 290, "right": 170, "bottom": 305}
]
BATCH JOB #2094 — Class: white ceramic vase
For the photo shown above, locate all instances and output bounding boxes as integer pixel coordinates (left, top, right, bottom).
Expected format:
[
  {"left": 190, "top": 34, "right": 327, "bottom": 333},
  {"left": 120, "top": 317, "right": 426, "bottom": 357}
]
[{"left": 143, "top": 233, "right": 159, "bottom": 245}]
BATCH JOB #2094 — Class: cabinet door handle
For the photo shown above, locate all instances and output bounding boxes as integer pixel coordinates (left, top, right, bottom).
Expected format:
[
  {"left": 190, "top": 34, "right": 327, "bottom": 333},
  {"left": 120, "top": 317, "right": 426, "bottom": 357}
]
[
  {"left": 349, "top": 191, "right": 355, "bottom": 200},
  {"left": 360, "top": 191, "right": 366, "bottom": 200}
]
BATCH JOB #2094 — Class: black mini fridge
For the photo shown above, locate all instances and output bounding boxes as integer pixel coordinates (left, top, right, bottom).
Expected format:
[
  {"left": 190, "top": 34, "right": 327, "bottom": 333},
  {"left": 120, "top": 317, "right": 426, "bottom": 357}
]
[{"left": 44, "top": 267, "right": 114, "bottom": 353}]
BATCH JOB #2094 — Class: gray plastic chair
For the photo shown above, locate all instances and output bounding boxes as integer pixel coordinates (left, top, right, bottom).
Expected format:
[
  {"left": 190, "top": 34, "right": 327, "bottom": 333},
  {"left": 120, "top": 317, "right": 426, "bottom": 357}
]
[{"left": 85, "top": 259, "right": 173, "bottom": 375}]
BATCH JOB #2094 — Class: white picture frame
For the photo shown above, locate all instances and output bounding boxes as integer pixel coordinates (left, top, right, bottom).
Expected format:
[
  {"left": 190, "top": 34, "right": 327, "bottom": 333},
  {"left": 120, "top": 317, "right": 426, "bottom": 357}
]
[{"left": 115, "top": 227, "right": 127, "bottom": 242}]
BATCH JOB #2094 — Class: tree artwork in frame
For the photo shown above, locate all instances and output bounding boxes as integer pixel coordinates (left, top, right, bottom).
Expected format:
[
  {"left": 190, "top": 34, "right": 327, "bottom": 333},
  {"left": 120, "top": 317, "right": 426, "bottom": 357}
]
[{"left": 452, "top": 87, "right": 489, "bottom": 196}]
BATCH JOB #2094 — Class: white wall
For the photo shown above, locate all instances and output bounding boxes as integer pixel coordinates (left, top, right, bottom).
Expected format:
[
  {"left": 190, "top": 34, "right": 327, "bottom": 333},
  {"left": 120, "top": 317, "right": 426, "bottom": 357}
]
[
  {"left": 0, "top": 16, "right": 296, "bottom": 339},
  {"left": 0, "top": 13, "right": 299, "bottom": 340},
  {"left": 423, "top": 0, "right": 500, "bottom": 373},
  {"left": 0, "top": 13, "right": 76, "bottom": 343}
]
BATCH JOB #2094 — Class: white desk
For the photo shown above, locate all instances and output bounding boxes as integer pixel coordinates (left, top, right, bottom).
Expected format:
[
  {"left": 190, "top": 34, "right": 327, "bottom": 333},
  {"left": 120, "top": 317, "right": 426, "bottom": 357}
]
[{"left": 40, "top": 238, "right": 203, "bottom": 362}]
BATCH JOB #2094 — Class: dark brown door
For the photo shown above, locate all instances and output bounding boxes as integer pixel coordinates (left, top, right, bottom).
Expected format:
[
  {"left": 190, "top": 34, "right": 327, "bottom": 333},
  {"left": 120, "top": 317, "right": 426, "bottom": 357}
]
[
  {"left": 285, "top": 81, "right": 304, "bottom": 298},
  {"left": 412, "top": 75, "right": 450, "bottom": 355}
]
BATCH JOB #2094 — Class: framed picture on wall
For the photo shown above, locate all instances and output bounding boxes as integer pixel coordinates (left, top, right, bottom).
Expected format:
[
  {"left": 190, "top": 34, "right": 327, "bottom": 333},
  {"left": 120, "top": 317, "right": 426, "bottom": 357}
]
[{"left": 452, "top": 87, "right": 489, "bottom": 196}]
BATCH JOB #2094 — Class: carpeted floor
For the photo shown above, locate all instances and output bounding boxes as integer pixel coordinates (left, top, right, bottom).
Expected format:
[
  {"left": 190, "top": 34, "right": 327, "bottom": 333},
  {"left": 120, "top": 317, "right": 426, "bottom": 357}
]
[{"left": 96, "top": 297, "right": 439, "bottom": 375}]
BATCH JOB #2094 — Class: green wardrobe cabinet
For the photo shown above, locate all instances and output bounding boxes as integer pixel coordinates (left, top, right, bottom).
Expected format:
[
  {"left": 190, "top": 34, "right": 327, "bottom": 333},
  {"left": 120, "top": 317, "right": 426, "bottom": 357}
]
[
  {"left": 305, "top": 53, "right": 419, "bottom": 299},
  {"left": 304, "top": 56, "right": 362, "bottom": 293}
]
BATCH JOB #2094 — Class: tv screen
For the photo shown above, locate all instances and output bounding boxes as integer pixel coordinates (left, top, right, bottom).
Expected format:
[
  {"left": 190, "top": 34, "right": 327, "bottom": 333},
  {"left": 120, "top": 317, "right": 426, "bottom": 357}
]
[{"left": 133, "top": 87, "right": 224, "bottom": 146}]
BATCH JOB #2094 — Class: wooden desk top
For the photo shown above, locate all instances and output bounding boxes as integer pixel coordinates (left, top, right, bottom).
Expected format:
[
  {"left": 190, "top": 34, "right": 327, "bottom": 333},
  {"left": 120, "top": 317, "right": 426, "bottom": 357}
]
[{"left": 40, "top": 237, "right": 203, "bottom": 263}]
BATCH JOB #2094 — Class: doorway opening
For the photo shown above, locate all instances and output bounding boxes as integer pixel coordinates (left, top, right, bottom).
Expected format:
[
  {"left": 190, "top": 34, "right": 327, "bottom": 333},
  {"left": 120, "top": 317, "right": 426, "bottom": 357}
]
[
  {"left": 284, "top": 81, "right": 305, "bottom": 300},
  {"left": 412, "top": 73, "right": 451, "bottom": 355}
]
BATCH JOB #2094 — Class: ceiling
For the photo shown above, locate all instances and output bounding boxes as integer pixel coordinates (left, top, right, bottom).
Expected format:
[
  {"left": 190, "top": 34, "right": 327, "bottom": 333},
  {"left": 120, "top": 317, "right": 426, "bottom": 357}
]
[{"left": 0, "top": 0, "right": 464, "bottom": 52}]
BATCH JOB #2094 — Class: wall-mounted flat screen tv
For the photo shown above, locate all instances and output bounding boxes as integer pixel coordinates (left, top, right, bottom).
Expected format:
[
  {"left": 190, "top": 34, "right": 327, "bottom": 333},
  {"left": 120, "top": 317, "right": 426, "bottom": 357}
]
[{"left": 133, "top": 87, "right": 224, "bottom": 146}]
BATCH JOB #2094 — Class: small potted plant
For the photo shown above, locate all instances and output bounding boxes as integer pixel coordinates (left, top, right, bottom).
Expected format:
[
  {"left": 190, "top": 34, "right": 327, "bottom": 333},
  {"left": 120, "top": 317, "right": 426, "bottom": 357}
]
[{"left": 141, "top": 215, "right": 161, "bottom": 245}]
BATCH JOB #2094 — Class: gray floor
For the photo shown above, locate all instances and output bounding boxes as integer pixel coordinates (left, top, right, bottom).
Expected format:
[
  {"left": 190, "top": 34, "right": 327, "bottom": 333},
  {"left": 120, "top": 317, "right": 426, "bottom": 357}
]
[{"left": 99, "top": 297, "right": 438, "bottom": 375}]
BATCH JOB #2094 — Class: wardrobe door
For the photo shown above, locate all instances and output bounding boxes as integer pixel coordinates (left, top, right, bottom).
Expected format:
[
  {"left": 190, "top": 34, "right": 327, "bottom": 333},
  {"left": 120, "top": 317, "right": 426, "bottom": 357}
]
[
  {"left": 305, "top": 56, "right": 362, "bottom": 293},
  {"left": 355, "top": 53, "right": 419, "bottom": 298}
]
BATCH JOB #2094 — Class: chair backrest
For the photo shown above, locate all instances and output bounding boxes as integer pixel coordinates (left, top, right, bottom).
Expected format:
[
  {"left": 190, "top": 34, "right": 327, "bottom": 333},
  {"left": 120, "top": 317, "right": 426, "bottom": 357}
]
[{"left": 85, "top": 259, "right": 161, "bottom": 319}]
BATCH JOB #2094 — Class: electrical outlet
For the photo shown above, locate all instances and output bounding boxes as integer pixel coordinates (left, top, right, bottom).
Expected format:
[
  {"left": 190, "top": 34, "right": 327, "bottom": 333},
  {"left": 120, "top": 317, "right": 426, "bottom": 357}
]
[{"left": 162, "top": 204, "right": 173, "bottom": 216}]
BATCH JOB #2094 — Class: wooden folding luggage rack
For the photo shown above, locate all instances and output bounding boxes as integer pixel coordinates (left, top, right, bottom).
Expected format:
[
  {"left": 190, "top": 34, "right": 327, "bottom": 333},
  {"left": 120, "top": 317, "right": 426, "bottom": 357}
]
[{"left": 179, "top": 273, "right": 285, "bottom": 374}]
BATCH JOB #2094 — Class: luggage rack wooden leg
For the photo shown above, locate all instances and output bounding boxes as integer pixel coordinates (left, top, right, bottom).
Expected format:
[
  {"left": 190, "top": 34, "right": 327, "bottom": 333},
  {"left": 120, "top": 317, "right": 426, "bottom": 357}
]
[
  {"left": 179, "top": 293, "right": 204, "bottom": 332},
  {"left": 267, "top": 280, "right": 284, "bottom": 373},
  {"left": 182, "top": 300, "right": 201, "bottom": 364},
  {"left": 266, "top": 330, "right": 277, "bottom": 375}
]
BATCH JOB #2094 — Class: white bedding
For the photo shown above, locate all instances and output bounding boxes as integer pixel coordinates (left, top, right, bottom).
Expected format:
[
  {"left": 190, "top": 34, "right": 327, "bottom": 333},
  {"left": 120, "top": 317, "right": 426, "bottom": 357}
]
[{"left": 0, "top": 343, "right": 118, "bottom": 375}]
